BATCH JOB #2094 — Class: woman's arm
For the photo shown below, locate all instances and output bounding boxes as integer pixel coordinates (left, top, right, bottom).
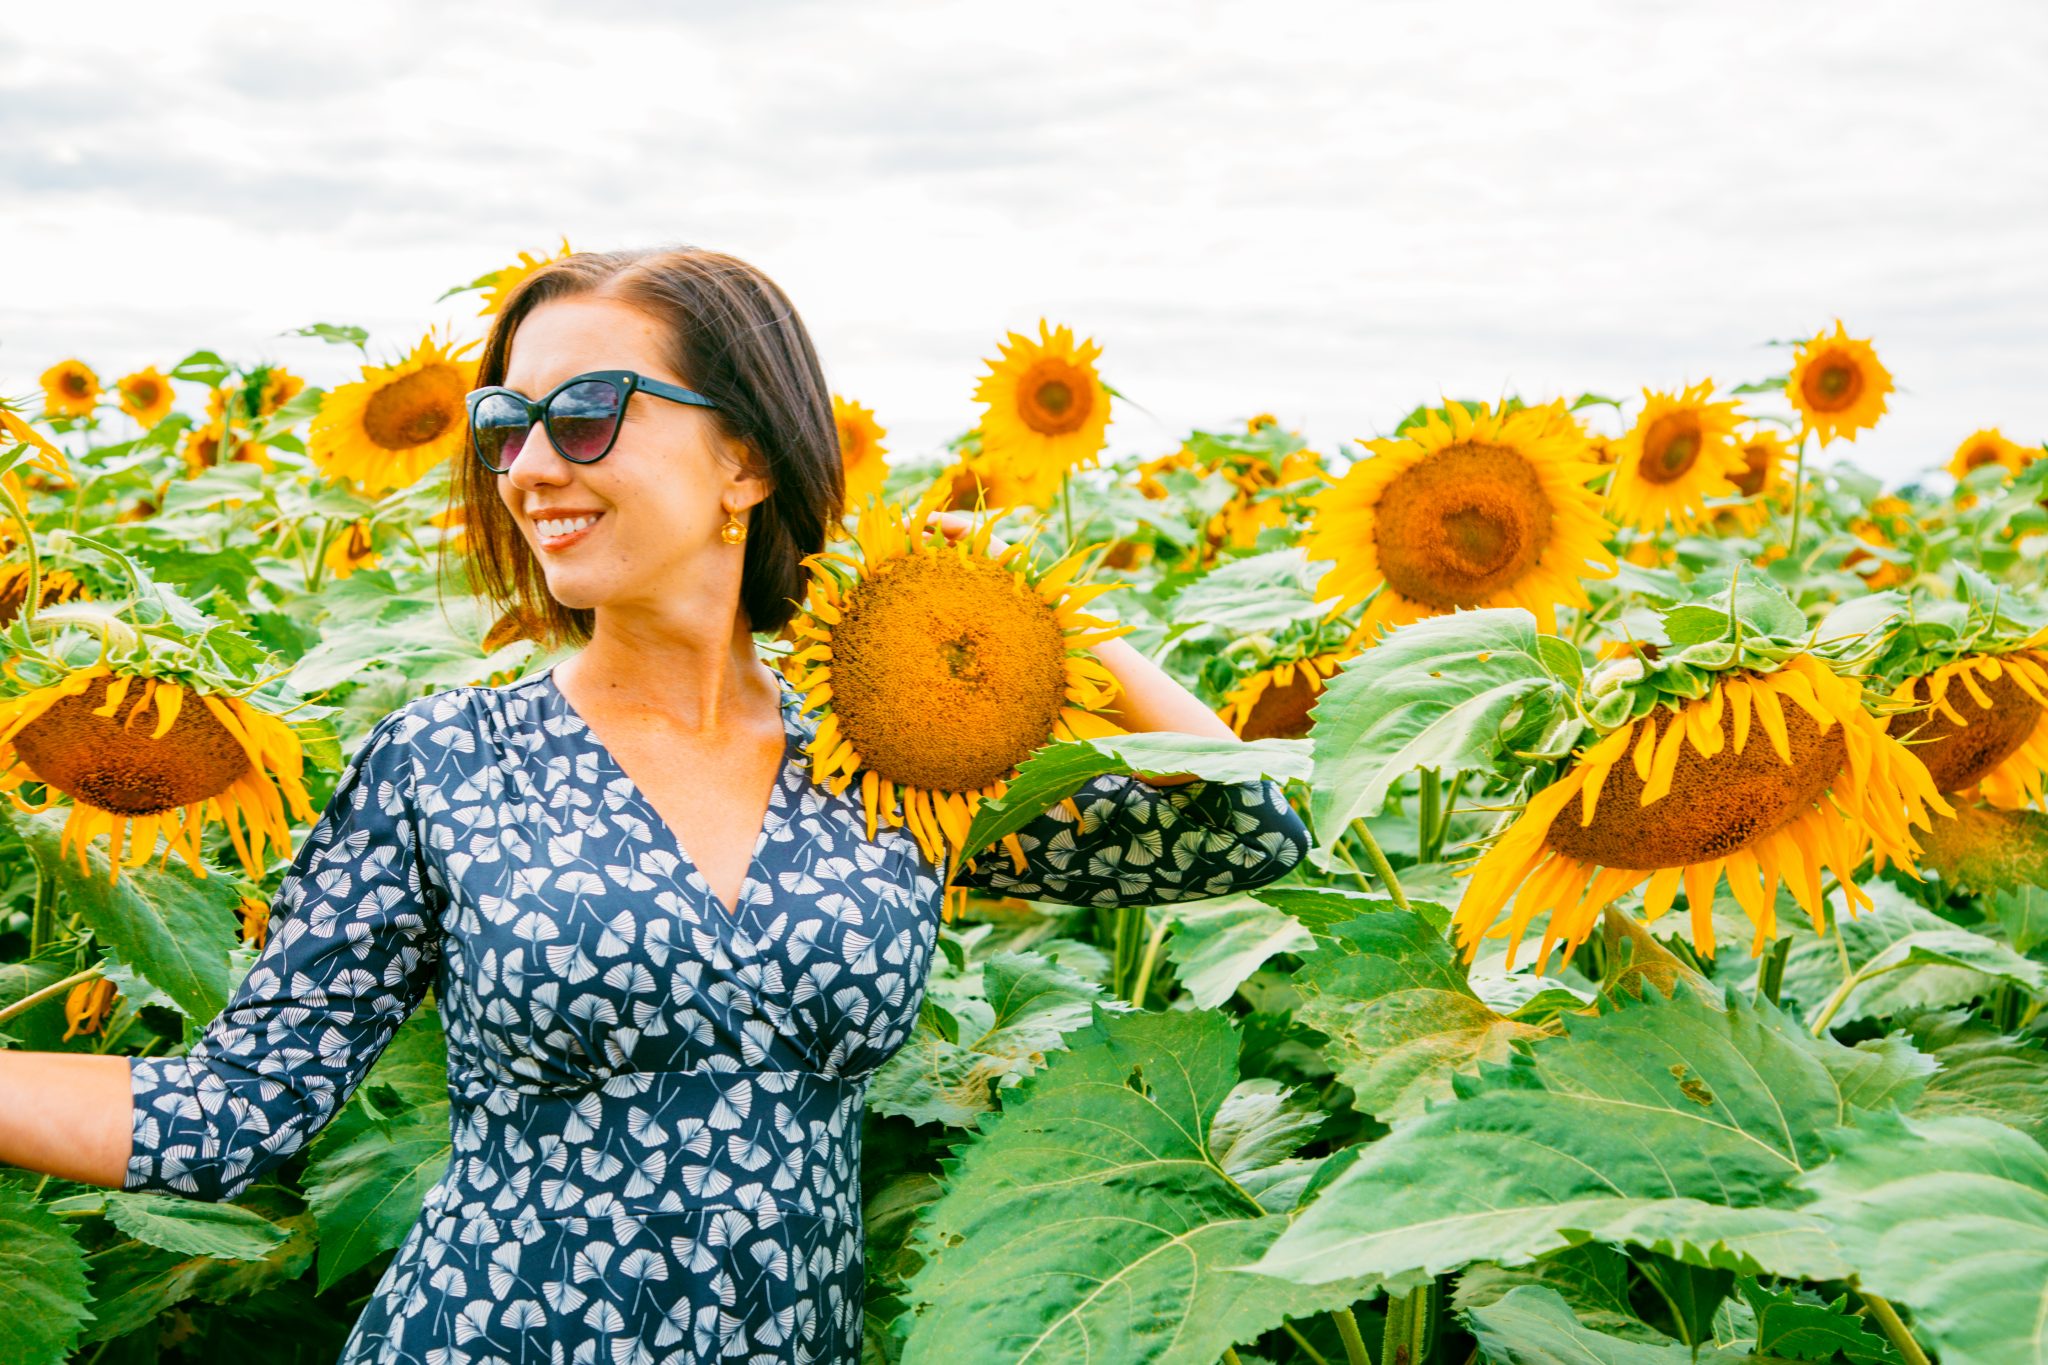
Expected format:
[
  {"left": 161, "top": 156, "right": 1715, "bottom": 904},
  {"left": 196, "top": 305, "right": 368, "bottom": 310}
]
[
  {"left": 0, "top": 703, "right": 447, "bottom": 1203},
  {"left": 0, "top": 1050, "right": 134, "bottom": 1187},
  {"left": 1086, "top": 634, "right": 1239, "bottom": 786}
]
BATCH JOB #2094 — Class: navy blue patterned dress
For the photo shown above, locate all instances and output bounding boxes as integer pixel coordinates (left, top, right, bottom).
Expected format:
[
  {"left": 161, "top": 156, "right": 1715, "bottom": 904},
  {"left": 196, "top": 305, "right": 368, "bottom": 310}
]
[{"left": 123, "top": 663, "right": 1310, "bottom": 1363}]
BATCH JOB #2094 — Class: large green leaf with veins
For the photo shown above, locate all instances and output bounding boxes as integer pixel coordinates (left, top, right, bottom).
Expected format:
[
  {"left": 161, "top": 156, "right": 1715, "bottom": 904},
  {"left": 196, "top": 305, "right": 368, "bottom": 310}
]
[
  {"left": 900, "top": 1005, "right": 1377, "bottom": 1364},
  {"left": 1791, "top": 1113, "right": 2048, "bottom": 1365},
  {"left": 1306, "top": 608, "right": 1577, "bottom": 859},
  {"left": 1237, "top": 983, "right": 1929, "bottom": 1288},
  {"left": 0, "top": 1185, "right": 92, "bottom": 1365},
  {"left": 1292, "top": 907, "right": 1543, "bottom": 1122}
]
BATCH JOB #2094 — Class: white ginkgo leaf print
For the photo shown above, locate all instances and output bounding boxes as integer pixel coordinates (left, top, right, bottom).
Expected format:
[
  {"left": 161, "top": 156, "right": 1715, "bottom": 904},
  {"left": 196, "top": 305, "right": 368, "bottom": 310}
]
[{"left": 120, "top": 670, "right": 1308, "bottom": 1364}]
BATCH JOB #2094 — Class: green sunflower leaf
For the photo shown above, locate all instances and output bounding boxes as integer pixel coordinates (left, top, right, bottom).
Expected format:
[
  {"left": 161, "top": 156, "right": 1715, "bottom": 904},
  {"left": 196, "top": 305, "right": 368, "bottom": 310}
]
[
  {"left": 1292, "top": 907, "right": 1544, "bottom": 1123},
  {"left": 900, "top": 1005, "right": 1381, "bottom": 1364},
  {"left": 1792, "top": 1112, "right": 2048, "bottom": 1365},
  {"left": 1235, "top": 983, "right": 1918, "bottom": 1289},
  {"left": 0, "top": 1184, "right": 93, "bottom": 1365},
  {"left": 300, "top": 1102, "right": 452, "bottom": 1293},
  {"left": 1305, "top": 607, "right": 1578, "bottom": 859},
  {"left": 100, "top": 1192, "right": 289, "bottom": 1262}
]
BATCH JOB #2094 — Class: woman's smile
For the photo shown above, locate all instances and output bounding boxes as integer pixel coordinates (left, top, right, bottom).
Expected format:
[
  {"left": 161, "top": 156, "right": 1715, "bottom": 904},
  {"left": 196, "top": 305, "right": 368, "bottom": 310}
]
[{"left": 530, "top": 507, "right": 605, "bottom": 551}]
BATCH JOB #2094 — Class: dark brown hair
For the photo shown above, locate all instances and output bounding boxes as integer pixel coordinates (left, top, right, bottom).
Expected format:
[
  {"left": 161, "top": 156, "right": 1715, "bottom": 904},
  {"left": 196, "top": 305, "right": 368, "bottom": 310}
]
[{"left": 455, "top": 246, "right": 842, "bottom": 645}]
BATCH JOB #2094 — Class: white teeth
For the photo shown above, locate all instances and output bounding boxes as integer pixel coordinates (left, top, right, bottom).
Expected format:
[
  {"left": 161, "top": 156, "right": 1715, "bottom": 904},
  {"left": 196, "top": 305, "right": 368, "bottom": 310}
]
[{"left": 537, "top": 515, "right": 597, "bottom": 539}]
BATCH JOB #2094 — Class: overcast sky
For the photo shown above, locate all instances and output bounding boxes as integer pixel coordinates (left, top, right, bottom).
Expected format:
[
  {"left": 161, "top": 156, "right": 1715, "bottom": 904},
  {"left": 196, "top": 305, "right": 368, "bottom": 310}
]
[{"left": 3, "top": 1, "right": 2044, "bottom": 483}]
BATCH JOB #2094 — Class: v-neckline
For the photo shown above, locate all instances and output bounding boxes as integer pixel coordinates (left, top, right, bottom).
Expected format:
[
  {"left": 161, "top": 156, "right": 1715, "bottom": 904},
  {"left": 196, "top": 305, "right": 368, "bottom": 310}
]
[{"left": 541, "top": 663, "right": 801, "bottom": 921}]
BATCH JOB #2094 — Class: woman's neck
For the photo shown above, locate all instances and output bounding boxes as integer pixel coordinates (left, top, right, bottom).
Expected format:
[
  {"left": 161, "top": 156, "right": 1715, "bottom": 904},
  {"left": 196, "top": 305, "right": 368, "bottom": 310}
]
[{"left": 555, "top": 607, "right": 778, "bottom": 735}]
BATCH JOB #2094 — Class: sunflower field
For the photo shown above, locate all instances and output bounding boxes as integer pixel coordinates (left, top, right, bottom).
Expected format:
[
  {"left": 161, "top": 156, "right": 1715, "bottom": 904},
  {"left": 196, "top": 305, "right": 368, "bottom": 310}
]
[{"left": 3, "top": 245, "right": 2047, "bottom": 1365}]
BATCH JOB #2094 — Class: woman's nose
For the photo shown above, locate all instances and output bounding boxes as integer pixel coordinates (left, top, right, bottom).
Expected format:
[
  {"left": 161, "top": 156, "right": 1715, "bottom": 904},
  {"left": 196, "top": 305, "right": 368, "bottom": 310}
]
[{"left": 503, "top": 429, "right": 574, "bottom": 488}]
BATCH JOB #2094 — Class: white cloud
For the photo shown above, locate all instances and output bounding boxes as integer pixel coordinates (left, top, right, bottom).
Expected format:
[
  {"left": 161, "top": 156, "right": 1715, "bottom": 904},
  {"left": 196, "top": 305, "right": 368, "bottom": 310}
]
[{"left": 2, "top": 0, "right": 2044, "bottom": 480}]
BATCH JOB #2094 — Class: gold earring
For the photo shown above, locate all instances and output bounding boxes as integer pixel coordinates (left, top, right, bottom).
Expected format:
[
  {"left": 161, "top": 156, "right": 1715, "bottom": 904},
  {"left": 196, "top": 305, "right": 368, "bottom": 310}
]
[{"left": 719, "top": 507, "right": 747, "bottom": 545}]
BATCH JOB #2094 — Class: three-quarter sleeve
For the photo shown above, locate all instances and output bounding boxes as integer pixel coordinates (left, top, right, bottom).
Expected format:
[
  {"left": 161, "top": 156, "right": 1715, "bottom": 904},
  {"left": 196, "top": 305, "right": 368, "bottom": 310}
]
[
  {"left": 125, "top": 706, "right": 444, "bottom": 1201},
  {"left": 945, "top": 772, "right": 1309, "bottom": 908}
]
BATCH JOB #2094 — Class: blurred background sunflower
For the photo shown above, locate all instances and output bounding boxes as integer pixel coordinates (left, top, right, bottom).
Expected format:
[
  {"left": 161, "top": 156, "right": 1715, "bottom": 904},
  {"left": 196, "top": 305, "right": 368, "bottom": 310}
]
[
  {"left": 1788, "top": 320, "right": 1892, "bottom": 445},
  {"left": 310, "top": 330, "right": 478, "bottom": 493},
  {"left": 1605, "top": 380, "right": 1746, "bottom": 534}
]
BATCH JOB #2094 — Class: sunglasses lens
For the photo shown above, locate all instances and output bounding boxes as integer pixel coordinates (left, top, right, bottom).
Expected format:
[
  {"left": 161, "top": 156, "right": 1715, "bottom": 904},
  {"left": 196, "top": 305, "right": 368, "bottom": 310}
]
[
  {"left": 472, "top": 392, "right": 532, "bottom": 471},
  {"left": 548, "top": 380, "right": 624, "bottom": 461}
]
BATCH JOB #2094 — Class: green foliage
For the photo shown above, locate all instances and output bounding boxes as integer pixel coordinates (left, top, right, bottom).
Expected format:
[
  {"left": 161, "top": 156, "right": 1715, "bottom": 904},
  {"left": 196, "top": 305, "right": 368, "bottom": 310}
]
[
  {"left": 1789, "top": 1113, "right": 2048, "bottom": 1365},
  {"left": 1163, "top": 893, "right": 1316, "bottom": 1009},
  {"left": 0, "top": 1185, "right": 92, "bottom": 1363},
  {"left": 900, "top": 1006, "right": 1376, "bottom": 1363},
  {"left": 1307, "top": 608, "right": 1580, "bottom": 858},
  {"left": 1241, "top": 983, "right": 1925, "bottom": 1287},
  {"left": 1292, "top": 905, "right": 1542, "bottom": 1122}
]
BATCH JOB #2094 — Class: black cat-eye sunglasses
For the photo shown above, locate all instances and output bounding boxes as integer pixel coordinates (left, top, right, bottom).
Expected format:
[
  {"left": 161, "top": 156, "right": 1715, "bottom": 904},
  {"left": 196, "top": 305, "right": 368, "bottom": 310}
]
[{"left": 466, "top": 369, "right": 719, "bottom": 472}]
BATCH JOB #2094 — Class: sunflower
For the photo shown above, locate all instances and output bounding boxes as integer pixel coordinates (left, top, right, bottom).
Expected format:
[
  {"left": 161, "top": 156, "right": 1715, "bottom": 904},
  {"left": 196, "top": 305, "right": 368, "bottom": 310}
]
[
  {"left": 39, "top": 360, "right": 99, "bottom": 418},
  {"left": 1842, "top": 506, "right": 1910, "bottom": 589},
  {"left": 1455, "top": 654, "right": 1949, "bottom": 969},
  {"left": 780, "top": 495, "right": 1132, "bottom": 896},
  {"left": 972, "top": 320, "right": 1112, "bottom": 487},
  {"left": 62, "top": 977, "right": 118, "bottom": 1042},
  {"left": 0, "top": 562, "right": 85, "bottom": 626},
  {"left": 477, "top": 237, "right": 574, "bottom": 316},
  {"left": 322, "top": 521, "right": 381, "bottom": 580},
  {"left": 833, "top": 396, "right": 889, "bottom": 512},
  {"left": 1606, "top": 381, "right": 1747, "bottom": 534},
  {"left": 1302, "top": 400, "right": 1616, "bottom": 635},
  {"left": 1788, "top": 321, "right": 1892, "bottom": 446},
  {"left": 180, "top": 421, "right": 272, "bottom": 477},
  {"left": 114, "top": 367, "right": 174, "bottom": 428},
  {"left": 237, "top": 895, "right": 271, "bottom": 950},
  {"left": 1888, "top": 647, "right": 2048, "bottom": 810},
  {"left": 1947, "top": 428, "right": 2034, "bottom": 484},
  {"left": 310, "top": 331, "right": 478, "bottom": 493},
  {"left": 937, "top": 448, "right": 1064, "bottom": 512},
  {"left": 1713, "top": 427, "right": 1795, "bottom": 535},
  {"left": 1219, "top": 638, "right": 1361, "bottom": 740},
  {"left": 0, "top": 665, "right": 314, "bottom": 883},
  {"left": 255, "top": 366, "right": 307, "bottom": 418},
  {"left": 1134, "top": 445, "right": 1197, "bottom": 500}
]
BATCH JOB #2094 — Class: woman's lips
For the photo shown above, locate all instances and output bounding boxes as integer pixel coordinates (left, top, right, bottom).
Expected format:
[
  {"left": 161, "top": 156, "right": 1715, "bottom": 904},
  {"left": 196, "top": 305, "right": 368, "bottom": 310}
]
[{"left": 533, "top": 510, "right": 604, "bottom": 552}]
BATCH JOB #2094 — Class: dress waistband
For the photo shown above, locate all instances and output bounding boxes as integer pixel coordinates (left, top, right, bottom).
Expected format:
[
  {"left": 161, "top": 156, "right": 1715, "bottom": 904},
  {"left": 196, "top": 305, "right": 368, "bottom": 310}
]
[{"left": 434, "top": 1068, "right": 867, "bottom": 1226}]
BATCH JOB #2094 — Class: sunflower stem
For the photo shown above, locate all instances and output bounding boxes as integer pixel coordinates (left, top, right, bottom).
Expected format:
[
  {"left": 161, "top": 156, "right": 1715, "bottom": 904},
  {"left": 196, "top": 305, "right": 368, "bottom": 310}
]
[
  {"left": 1347, "top": 818, "right": 1410, "bottom": 911},
  {"left": 1128, "top": 910, "right": 1173, "bottom": 1008},
  {"left": 1222, "top": 1349, "right": 1244, "bottom": 1365},
  {"left": 0, "top": 965, "right": 101, "bottom": 1029},
  {"left": 1857, "top": 1291, "right": 1932, "bottom": 1365},
  {"left": 1788, "top": 432, "right": 1810, "bottom": 559},
  {"left": 1060, "top": 466, "right": 1075, "bottom": 553},
  {"left": 1329, "top": 841, "right": 1374, "bottom": 893},
  {"left": 1331, "top": 1306, "right": 1374, "bottom": 1365}
]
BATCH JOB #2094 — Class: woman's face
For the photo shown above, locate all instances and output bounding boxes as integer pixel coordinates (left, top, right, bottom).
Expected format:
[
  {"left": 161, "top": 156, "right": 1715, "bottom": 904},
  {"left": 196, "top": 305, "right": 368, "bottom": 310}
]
[{"left": 495, "top": 294, "right": 762, "bottom": 619}]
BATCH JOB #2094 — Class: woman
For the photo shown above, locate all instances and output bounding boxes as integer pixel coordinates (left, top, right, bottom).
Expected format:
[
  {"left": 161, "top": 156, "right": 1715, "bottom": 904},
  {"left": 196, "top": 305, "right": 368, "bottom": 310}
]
[{"left": 0, "top": 247, "right": 1310, "bottom": 1362}]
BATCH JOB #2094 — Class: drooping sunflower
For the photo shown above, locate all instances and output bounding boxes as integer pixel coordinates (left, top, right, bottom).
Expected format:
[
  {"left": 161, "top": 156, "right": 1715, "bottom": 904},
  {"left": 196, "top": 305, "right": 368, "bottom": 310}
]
[
  {"left": 1, "top": 403, "right": 69, "bottom": 479},
  {"left": 1455, "top": 652, "right": 1949, "bottom": 970},
  {"left": 972, "top": 320, "right": 1113, "bottom": 487},
  {"left": 833, "top": 396, "right": 889, "bottom": 512},
  {"left": 114, "top": 367, "right": 175, "bottom": 428},
  {"left": 1219, "top": 635, "right": 1364, "bottom": 740},
  {"left": 780, "top": 494, "right": 1132, "bottom": 895},
  {"left": 476, "top": 237, "right": 574, "bottom": 316},
  {"left": 1302, "top": 400, "right": 1617, "bottom": 635},
  {"left": 1606, "top": 381, "right": 1747, "bottom": 534},
  {"left": 63, "top": 976, "right": 118, "bottom": 1042},
  {"left": 39, "top": 360, "right": 99, "bottom": 418},
  {"left": 1788, "top": 321, "right": 1892, "bottom": 446},
  {"left": 1947, "top": 428, "right": 2034, "bottom": 484},
  {"left": 310, "top": 332, "right": 478, "bottom": 493},
  {"left": 0, "top": 665, "right": 314, "bottom": 883},
  {"left": 0, "top": 561, "right": 85, "bottom": 626},
  {"left": 1888, "top": 644, "right": 2048, "bottom": 810},
  {"left": 322, "top": 521, "right": 381, "bottom": 580},
  {"left": 237, "top": 895, "right": 271, "bottom": 950}
]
